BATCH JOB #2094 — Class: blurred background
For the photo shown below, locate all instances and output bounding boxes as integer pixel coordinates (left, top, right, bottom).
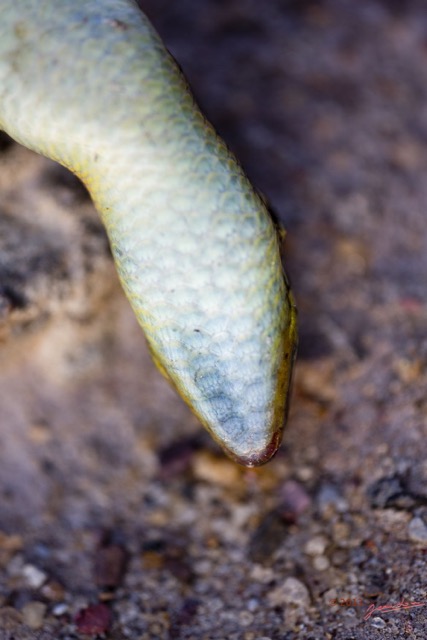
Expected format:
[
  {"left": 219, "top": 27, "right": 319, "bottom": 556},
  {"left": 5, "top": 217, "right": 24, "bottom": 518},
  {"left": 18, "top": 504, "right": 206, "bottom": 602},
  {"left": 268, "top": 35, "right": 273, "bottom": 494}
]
[{"left": 0, "top": 0, "right": 426, "bottom": 637}]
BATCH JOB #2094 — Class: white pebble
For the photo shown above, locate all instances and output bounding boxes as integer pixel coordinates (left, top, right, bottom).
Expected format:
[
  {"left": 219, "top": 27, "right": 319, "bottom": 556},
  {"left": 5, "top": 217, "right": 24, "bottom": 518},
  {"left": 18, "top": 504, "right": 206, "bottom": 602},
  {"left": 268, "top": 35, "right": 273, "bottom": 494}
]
[
  {"left": 52, "top": 603, "right": 69, "bottom": 616},
  {"left": 305, "top": 535, "right": 328, "bottom": 556},
  {"left": 22, "top": 564, "right": 47, "bottom": 588}
]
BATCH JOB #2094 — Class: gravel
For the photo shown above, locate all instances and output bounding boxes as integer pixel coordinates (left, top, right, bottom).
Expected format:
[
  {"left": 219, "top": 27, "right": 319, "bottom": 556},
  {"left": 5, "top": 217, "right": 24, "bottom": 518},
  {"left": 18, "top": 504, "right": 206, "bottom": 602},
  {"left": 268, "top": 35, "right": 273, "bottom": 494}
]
[{"left": 0, "top": 0, "right": 426, "bottom": 638}]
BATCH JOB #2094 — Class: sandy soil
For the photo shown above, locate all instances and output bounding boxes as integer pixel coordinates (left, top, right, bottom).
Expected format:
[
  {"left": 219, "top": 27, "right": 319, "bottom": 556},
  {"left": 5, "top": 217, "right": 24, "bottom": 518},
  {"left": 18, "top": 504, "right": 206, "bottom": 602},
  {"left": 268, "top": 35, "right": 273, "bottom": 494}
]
[{"left": 0, "top": 0, "right": 426, "bottom": 638}]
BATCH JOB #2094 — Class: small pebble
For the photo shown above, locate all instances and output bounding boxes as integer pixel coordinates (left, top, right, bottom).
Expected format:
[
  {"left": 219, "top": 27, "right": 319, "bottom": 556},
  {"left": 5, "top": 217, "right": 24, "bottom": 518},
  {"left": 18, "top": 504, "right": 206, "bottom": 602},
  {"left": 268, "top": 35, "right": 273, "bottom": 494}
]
[
  {"left": 148, "top": 622, "right": 166, "bottom": 637},
  {"left": 22, "top": 564, "right": 47, "bottom": 589},
  {"left": 332, "top": 521, "right": 351, "bottom": 545},
  {"left": 408, "top": 517, "right": 427, "bottom": 543},
  {"left": 305, "top": 535, "right": 328, "bottom": 556},
  {"left": 371, "top": 616, "right": 386, "bottom": 629},
  {"left": 268, "top": 577, "right": 310, "bottom": 609},
  {"left": 278, "top": 480, "right": 311, "bottom": 523},
  {"left": 52, "top": 603, "right": 69, "bottom": 616},
  {"left": 192, "top": 451, "right": 241, "bottom": 486},
  {"left": 250, "top": 565, "right": 274, "bottom": 584},
  {"left": 194, "top": 559, "right": 212, "bottom": 576},
  {"left": 21, "top": 602, "right": 46, "bottom": 630},
  {"left": 295, "top": 466, "right": 313, "bottom": 482},
  {"left": 313, "top": 555, "right": 330, "bottom": 571},
  {"left": 41, "top": 580, "right": 65, "bottom": 601},
  {"left": 247, "top": 598, "right": 259, "bottom": 612},
  {"left": 75, "top": 603, "right": 111, "bottom": 635},
  {"left": 238, "top": 610, "right": 254, "bottom": 626},
  {"left": 316, "top": 484, "right": 347, "bottom": 515},
  {"left": 0, "top": 533, "right": 23, "bottom": 553}
]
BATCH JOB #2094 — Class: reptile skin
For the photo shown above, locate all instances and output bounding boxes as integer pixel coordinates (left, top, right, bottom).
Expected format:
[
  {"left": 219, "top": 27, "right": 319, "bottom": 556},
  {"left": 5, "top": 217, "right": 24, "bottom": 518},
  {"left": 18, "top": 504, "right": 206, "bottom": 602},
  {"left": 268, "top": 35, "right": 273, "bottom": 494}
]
[{"left": 0, "top": 0, "right": 297, "bottom": 466}]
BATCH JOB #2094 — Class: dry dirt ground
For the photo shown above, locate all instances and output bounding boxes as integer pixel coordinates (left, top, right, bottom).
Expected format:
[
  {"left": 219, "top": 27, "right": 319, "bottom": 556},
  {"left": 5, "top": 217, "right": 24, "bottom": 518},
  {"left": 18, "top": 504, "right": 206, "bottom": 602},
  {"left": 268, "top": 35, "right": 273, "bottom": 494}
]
[{"left": 0, "top": 0, "right": 426, "bottom": 638}]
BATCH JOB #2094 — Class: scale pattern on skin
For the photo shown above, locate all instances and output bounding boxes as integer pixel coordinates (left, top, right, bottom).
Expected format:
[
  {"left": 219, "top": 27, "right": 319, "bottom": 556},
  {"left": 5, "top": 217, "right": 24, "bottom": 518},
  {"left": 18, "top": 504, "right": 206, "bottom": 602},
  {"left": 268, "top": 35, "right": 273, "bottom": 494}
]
[{"left": 0, "top": 0, "right": 297, "bottom": 466}]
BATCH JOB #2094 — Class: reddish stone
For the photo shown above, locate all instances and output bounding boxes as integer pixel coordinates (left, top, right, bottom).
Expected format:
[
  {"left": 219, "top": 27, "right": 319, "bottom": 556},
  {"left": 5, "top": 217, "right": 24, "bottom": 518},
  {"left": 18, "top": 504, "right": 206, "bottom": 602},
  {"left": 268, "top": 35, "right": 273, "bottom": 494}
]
[{"left": 75, "top": 603, "right": 111, "bottom": 635}]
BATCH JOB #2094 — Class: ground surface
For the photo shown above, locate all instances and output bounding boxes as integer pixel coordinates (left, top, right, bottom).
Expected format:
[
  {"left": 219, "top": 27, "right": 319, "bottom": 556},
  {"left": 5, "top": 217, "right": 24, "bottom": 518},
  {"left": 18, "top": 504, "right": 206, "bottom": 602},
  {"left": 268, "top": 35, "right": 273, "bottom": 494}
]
[{"left": 0, "top": 0, "right": 426, "bottom": 638}]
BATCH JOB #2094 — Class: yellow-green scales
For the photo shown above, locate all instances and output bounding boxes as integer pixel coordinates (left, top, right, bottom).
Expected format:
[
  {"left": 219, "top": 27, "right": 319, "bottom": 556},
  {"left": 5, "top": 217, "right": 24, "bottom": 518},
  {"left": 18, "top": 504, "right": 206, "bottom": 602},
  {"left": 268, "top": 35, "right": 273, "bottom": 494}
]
[{"left": 0, "top": 0, "right": 297, "bottom": 465}]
